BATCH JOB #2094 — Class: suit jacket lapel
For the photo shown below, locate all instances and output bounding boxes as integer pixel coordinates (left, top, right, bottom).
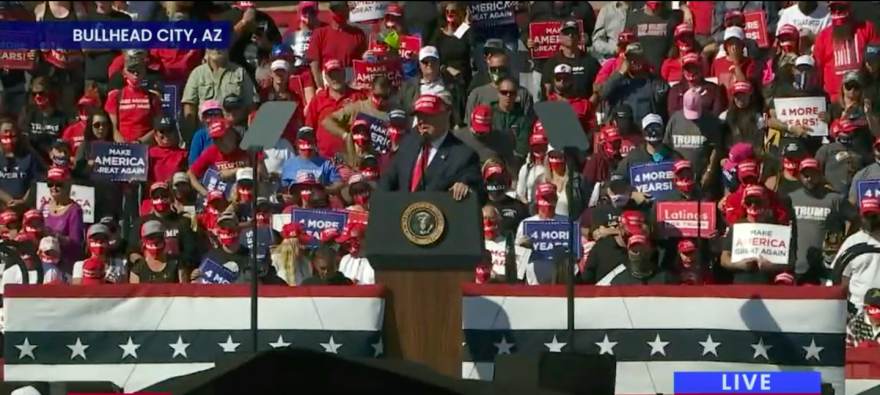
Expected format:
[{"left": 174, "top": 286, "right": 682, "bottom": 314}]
[{"left": 425, "top": 135, "right": 452, "bottom": 180}]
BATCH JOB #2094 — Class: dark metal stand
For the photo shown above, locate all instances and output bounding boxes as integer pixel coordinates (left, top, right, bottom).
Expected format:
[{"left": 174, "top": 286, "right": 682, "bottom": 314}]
[
  {"left": 564, "top": 147, "right": 579, "bottom": 351},
  {"left": 248, "top": 147, "right": 261, "bottom": 352}
]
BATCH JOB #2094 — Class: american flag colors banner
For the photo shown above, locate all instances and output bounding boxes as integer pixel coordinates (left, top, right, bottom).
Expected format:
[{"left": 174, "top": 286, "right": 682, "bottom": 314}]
[
  {"left": 2, "top": 285, "right": 385, "bottom": 392},
  {"left": 461, "top": 285, "right": 851, "bottom": 395}
]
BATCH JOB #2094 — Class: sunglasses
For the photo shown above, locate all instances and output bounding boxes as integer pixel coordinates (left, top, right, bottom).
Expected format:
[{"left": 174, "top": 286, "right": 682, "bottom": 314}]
[
  {"left": 92, "top": 121, "right": 106, "bottom": 128},
  {"left": 150, "top": 191, "right": 170, "bottom": 199},
  {"left": 845, "top": 82, "right": 860, "bottom": 90},
  {"left": 47, "top": 181, "right": 65, "bottom": 188},
  {"left": 744, "top": 197, "right": 764, "bottom": 207},
  {"left": 420, "top": 59, "right": 437, "bottom": 66},
  {"left": 499, "top": 90, "right": 517, "bottom": 97}
]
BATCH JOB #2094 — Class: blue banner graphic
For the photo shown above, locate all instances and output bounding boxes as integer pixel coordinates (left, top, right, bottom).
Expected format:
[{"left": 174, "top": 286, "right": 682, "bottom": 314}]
[
  {"left": 240, "top": 226, "right": 277, "bottom": 263},
  {"left": 629, "top": 161, "right": 675, "bottom": 199},
  {"left": 522, "top": 220, "right": 582, "bottom": 261},
  {"left": 197, "top": 167, "right": 233, "bottom": 208},
  {"left": 0, "top": 22, "right": 230, "bottom": 50},
  {"left": 162, "top": 85, "right": 178, "bottom": 119},
  {"left": 291, "top": 209, "right": 348, "bottom": 247},
  {"left": 856, "top": 180, "right": 880, "bottom": 206},
  {"left": 196, "top": 257, "right": 238, "bottom": 284},
  {"left": 90, "top": 142, "right": 148, "bottom": 182},
  {"left": 355, "top": 113, "right": 390, "bottom": 153},
  {"left": 673, "top": 372, "right": 822, "bottom": 394},
  {"left": 467, "top": 1, "right": 517, "bottom": 28}
]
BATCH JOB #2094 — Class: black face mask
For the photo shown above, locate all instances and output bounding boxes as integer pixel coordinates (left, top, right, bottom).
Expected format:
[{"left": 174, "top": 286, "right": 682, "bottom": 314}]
[
  {"left": 864, "top": 214, "right": 880, "bottom": 233},
  {"left": 627, "top": 250, "right": 654, "bottom": 274},
  {"left": 644, "top": 126, "right": 664, "bottom": 146}
]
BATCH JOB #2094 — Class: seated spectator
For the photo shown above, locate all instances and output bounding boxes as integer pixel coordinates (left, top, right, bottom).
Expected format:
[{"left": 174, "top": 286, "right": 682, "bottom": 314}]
[
  {"left": 484, "top": 162, "right": 528, "bottom": 236},
  {"left": 129, "top": 181, "right": 198, "bottom": 277},
  {"left": 105, "top": 53, "right": 164, "bottom": 143},
  {"left": 451, "top": 105, "right": 502, "bottom": 165},
  {"left": 676, "top": 239, "right": 714, "bottom": 285},
  {"left": 321, "top": 76, "right": 394, "bottom": 158},
  {"left": 584, "top": 174, "right": 652, "bottom": 241},
  {"left": 21, "top": 209, "right": 45, "bottom": 241},
  {"left": 130, "top": 220, "right": 181, "bottom": 284},
  {"left": 582, "top": 210, "right": 650, "bottom": 284},
  {"left": 272, "top": 222, "right": 314, "bottom": 286},
  {"left": 72, "top": 109, "right": 114, "bottom": 177},
  {"left": 339, "top": 118, "right": 385, "bottom": 183},
  {"left": 280, "top": 127, "right": 342, "bottom": 193},
  {"left": 847, "top": 288, "right": 880, "bottom": 348},
  {"left": 599, "top": 44, "right": 669, "bottom": 123},
  {"left": 583, "top": 125, "right": 624, "bottom": 196},
  {"left": 516, "top": 182, "right": 569, "bottom": 284},
  {"left": 305, "top": 59, "right": 366, "bottom": 158},
  {"left": 466, "top": 52, "right": 534, "bottom": 122},
  {"left": 187, "top": 100, "right": 226, "bottom": 165},
  {"left": 1, "top": 236, "right": 66, "bottom": 288},
  {"left": 818, "top": 120, "right": 868, "bottom": 196},
  {"left": 301, "top": 243, "right": 354, "bottom": 286},
  {"left": 187, "top": 118, "right": 253, "bottom": 196},
  {"left": 604, "top": 233, "right": 678, "bottom": 285},
  {"left": 0, "top": 209, "right": 21, "bottom": 241},
  {"left": 107, "top": 49, "right": 165, "bottom": 92},
  {"left": 72, "top": 224, "right": 127, "bottom": 285},
  {"left": 384, "top": 109, "right": 408, "bottom": 158},
  {"left": 516, "top": 129, "right": 548, "bottom": 205},
  {"left": 171, "top": 172, "right": 199, "bottom": 212},
  {"left": 667, "top": 52, "right": 727, "bottom": 117},
  {"left": 40, "top": 166, "right": 84, "bottom": 270},
  {"left": 341, "top": 173, "right": 374, "bottom": 212},
  {"left": 147, "top": 116, "right": 187, "bottom": 185},
  {"left": 61, "top": 94, "right": 100, "bottom": 154},
  {"left": 546, "top": 64, "right": 596, "bottom": 135},
  {"left": 181, "top": 48, "right": 257, "bottom": 137},
  {"left": 482, "top": 205, "right": 525, "bottom": 283},
  {"left": 337, "top": 223, "right": 373, "bottom": 284},
  {"left": 19, "top": 76, "right": 69, "bottom": 158}
]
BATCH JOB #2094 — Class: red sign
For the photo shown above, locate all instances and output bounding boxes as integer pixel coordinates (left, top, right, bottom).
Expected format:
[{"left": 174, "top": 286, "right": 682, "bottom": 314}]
[
  {"left": 591, "top": 130, "right": 639, "bottom": 157},
  {"left": 352, "top": 59, "right": 403, "bottom": 90},
  {"left": 743, "top": 10, "right": 769, "bottom": 48},
  {"left": 0, "top": 50, "right": 36, "bottom": 71},
  {"left": 399, "top": 35, "right": 421, "bottom": 61},
  {"left": 655, "top": 201, "right": 716, "bottom": 239},
  {"left": 528, "top": 20, "right": 584, "bottom": 60}
]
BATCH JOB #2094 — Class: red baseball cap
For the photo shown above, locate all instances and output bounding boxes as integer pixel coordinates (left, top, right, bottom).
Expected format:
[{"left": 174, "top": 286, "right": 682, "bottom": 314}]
[
  {"left": 282, "top": 222, "right": 315, "bottom": 244},
  {"left": 1, "top": 210, "right": 18, "bottom": 225},
  {"left": 323, "top": 59, "right": 343, "bottom": 73},
  {"left": 674, "top": 23, "right": 694, "bottom": 37},
  {"left": 414, "top": 94, "right": 446, "bottom": 115},
  {"left": 319, "top": 227, "right": 341, "bottom": 243},
  {"left": 799, "top": 157, "right": 820, "bottom": 172},
  {"left": 536, "top": 182, "right": 557, "bottom": 197},
  {"left": 733, "top": 81, "right": 753, "bottom": 95},
  {"left": 678, "top": 239, "right": 697, "bottom": 253},
  {"left": 744, "top": 185, "right": 765, "bottom": 199},
  {"left": 482, "top": 163, "right": 505, "bottom": 180},
  {"left": 81, "top": 258, "right": 106, "bottom": 285},
  {"left": 149, "top": 181, "right": 169, "bottom": 194},
  {"left": 681, "top": 52, "right": 701, "bottom": 66},
  {"left": 777, "top": 24, "right": 799, "bottom": 38},
  {"left": 862, "top": 197, "right": 880, "bottom": 215},
  {"left": 208, "top": 118, "right": 230, "bottom": 138},
  {"left": 471, "top": 105, "right": 492, "bottom": 133},
  {"left": 47, "top": 166, "right": 70, "bottom": 182},
  {"left": 385, "top": 2, "right": 403, "bottom": 16},
  {"left": 206, "top": 189, "right": 226, "bottom": 203},
  {"left": 621, "top": 210, "right": 645, "bottom": 233},
  {"left": 736, "top": 160, "right": 759, "bottom": 179},
  {"left": 602, "top": 126, "right": 621, "bottom": 142},
  {"left": 533, "top": 121, "right": 545, "bottom": 135},
  {"left": 336, "top": 222, "right": 367, "bottom": 244},
  {"left": 673, "top": 160, "right": 692, "bottom": 174},
  {"left": 627, "top": 233, "right": 650, "bottom": 248},
  {"left": 837, "top": 119, "right": 857, "bottom": 133},
  {"left": 530, "top": 133, "right": 548, "bottom": 146},
  {"left": 352, "top": 118, "right": 370, "bottom": 130}
]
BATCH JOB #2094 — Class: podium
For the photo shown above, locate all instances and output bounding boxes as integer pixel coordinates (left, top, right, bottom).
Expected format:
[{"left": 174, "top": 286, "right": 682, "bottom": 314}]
[{"left": 364, "top": 191, "right": 483, "bottom": 377}]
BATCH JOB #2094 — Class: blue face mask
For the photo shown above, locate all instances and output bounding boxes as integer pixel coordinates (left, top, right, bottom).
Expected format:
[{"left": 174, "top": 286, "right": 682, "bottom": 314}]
[
  {"left": 651, "top": 152, "right": 665, "bottom": 163},
  {"left": 722, "top": 168, "right": 739, "bottom": 192}
]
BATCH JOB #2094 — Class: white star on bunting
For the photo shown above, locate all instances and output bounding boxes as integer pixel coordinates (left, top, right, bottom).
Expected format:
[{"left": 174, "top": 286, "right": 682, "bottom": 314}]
[
  {"left": 751, "top": 337, "right": 773, "bottom": 360},
  {"left": 169, "top": 336, "right": 190, "bottom": 359},
  {"left": 544, "top": 335, "right": 567, "bottom": 352},
  {"left": 803, "top": 338, "right": 824, "bottom": 361},
  {"left": 647, "top": 334, "right": 670, "bottom": 356},
  {"left": 595, "top": 335, "right": 617, "bottom": 356},
  {"left": 372, "top": 338, "right": 384, "bottom": 357},
  {"left": 219, "top": 335, "right": 240, "bottom": 353},
  {"left": 119, "top": 337, "right": 140, "bottom": 359},
  {"left": 269, "top": 335, "right": 291, "bottom": 349},
  {"left": 320, "top": 336, "right": 343, "bottom": 354},
  {"left": 494, "top": 336, "right": 514, "bottom": 355},
  {"left": 15, "top": 338, "right": 37, "bottom": 360},
  {"left": 699, "top": 334, "right": 721, "bottom": 357},
  {"left": 67, "top": 338, "right": 89, "bottom": 360}
]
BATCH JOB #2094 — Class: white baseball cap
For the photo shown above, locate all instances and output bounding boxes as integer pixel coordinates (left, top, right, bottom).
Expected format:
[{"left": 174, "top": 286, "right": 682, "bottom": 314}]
[
  {"left": 554, "top": 64, "right": 573, "bottom": 74},
  {"left": 39, "top": 236, "right": 60, "bottom": 253},
  {"left": 724, "top": 26, "right": 745, "bottom": 41},
  {"left": 270, "top": 59, "right": 291, "bottom": 72},
  {"left": 795, "top": 55, "right": 815, "bottom": 68},
  {"left": 418, "top": 46, "right": 440, "bottom": 61},
  {"left": 641, "top": 113, "right": 664, "bottom": 129},
  {"left": 236, "top": 167, "right": 254, "bottom": 182}
]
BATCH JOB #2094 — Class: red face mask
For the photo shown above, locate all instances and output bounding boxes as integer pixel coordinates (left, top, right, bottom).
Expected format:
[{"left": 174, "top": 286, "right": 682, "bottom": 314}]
[
  {"left": 475, "top": 263, "right": 491, "bottom": 284},
  {"left": 675, "top": 176, "right": 694, "bottom": 193},
  {"left": 779, "top": 40, "right": 797, "bottom": 53},
  {"left": 602, "top": 141, "right": 620, "bottom": 158},
  {"left": 361, "top": 168, "right": 379, "bottom": 180},
  {"left": 867, "top": 305, "right": 880, "bottom": 321},
  {"left": 646, "top": 1, "right": 662, "bottom": 11},
  {"left": 217, "top": 228, "right": 239, "bottom": 246},
  {"left": 38, "top": 250, "right": 58, "bottom": 264},
  {"left": 297, "top": 139, "right": 315, "bottom": 157},
  {"left": 831, "top": 9, "right": 851, "bottom": 26},
  {"left": 256, "top": 212, "right": 271, "bottom": 226},
  {"left": 746, "top": 204, "right": 764, "bottom": 221},
  {"left": 346, "top": 238, "right": 362, "bottom": 254},
  {"left": 33, "top": 93, "right": 50, "bottom": 110},
  {"left": 680, "top": 253, "right": 694, "bottom": 268},
  {"left": 446, "top": 11, "right": 457, "bottom": 24},
  {"left": 370, "top": 93, "right": 388, "bottom": 109},
  {"left": 238, "top": 186, "right": 253, "bottom": 202},
  {"left": 782, "top": 158, "right": 800, "bottom": 175},
  {"left": 536, "top": 197, "right": 556, "bottom": 217},
  {"left": 531, "top": 145, "right": 547, "bottom": 163},
  {"left": 0, "top": 135, "right": 15, "bottom": 152},
  {"left": 88, "top": 239, "right": 108, "bottom": 257},
  {"left": 331, "top": 9, "right": 348, "bottom": 24},
  {"left": 24, "top": 224, "right": 41, "bottom": 239},
  {"left": 677, "top": 41, "right": 693, "bottom": 53},
  {"left": 352, "top": 132, "right": 369, "bottom": 147},
  {"left": 548, "top": 155, "right": 565, "bottom": 172},
  {"left": 354, "top": 192, "right": 370, "bottom": 206},
  {"left": 388, "top": 126, "right": 402, "bottom": 144},
  {"left": 152, "top": 197, "right": 170, "bottom": 212},
  {"left": 124, "top": 72, "right": 141, "bottom": 88},
  {"left": 143, "top": 238, "right": 165, "bottom": 256},
  {"left": 385, "top": 18, "right": 398, "bottom": 30},
  {"left": 300, "top": 188, "right": 313, "bottom": 204},
  {"left": 483, "top": 218, "right": 498, "bottom": 241},
  {"left": 683, "top": 68, "right": 700, "bottom": 83}
]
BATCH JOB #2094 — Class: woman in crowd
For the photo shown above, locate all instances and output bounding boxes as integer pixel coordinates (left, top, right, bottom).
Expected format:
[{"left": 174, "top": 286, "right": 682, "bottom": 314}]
[
  {"left": 340, "top": 119, "right": 383, "bottom": 183},
  {"left": 516, "top": 126, "right": 548, "bottom": 205},
  {"left": 272, "top": 222, "right": 314, "bottom": 286},
  {"left": 130, "top": 220, "right": 181, "bottom": 284},
  {"left": 0, "top": 118, "right": 36, "bottom": 208},
  {"left": 72, "top": 224, "right": 127, "bottom": 285},
  {"left": 61, "top": 94, "right": 100, "bottom": 154},
  {"left": 720, "top": 81, "right": 766, "bottom": 149},
  {"left": 831, "top": 71, "right": 874, "bottom": 151},
  {"left": 19, "top": 76, "right": 69, "bottom": 160},
  {"left": 761, "top": 24, "right": 802, "bottom": 87},
  {"left": 541, "top": 147, "right": 588, "bottom": 218},
  {"left": 342, "top": 173, "right": 374, "bottom": 212},
  {"left": 431, "top": 1, "right": 473, "bottom": 90},
  {"left": 660, "top": 24, "right": 705, "bottom": 84},
  {"left": 40, "top": 166, "right": 84, "bottom": 271},
  {"left": 72, "top": 108, "right": 124, "bottom": 219}
]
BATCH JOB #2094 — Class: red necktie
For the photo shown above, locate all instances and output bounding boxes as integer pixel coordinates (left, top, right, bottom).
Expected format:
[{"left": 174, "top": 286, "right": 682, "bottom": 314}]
[{"left": 410, "top": 145, "right": 430, "bottom": 192}]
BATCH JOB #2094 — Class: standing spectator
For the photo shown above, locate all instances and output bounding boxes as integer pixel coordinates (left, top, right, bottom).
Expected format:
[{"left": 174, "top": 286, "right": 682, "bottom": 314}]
[
  {"left": 34, "top": 1, "right": 87, "bottom": 110},
  {"left": 600, "top": 44, "right": 670, "bottom": 123},
  {"left": 451, "top": 106, "right": 502, "bottom": 165},
  {"left": 146, "top": 116, "right": 187, "bottom": 185},
  {"left": 0, "top": 118, "right": 35, "bottom": 207},
  {"left": 84, "top": 1, "right": 132, "bottom": 96},
  {"left": 814, "top": 1, "right": 877, "bottom": 102},
  {"left": 516, "top": 129, "right": 548, "bottom": 205},
  {"left": 710, "top": 4, "right": 779, "bottom": 55},
  {"left": 40, "top": 166, "right": 84, "bottom": 271},
  {"left": 403, "top": 0, "right": 438, "bottom": 43},
  {"left": 515, "top": 182, "right": 569, "bottom": 284},
  {"left": 835, "top": 198, "right": 880, "bottom": 311},
  {"left": 582, "top": 209, "right": 650, "bottom": 283},
  {"left": 540, "top": 146, "right": 589, "bottom": 218},
  {"left": 128, "top": 182, "right": 198, "bottom": 279},
  {"left": 272, "top": 222, "right": 313, "bottom": 286},
  {"left": 862, "top": 43, "right": 880, "bottom": 114},
  {"left": 187, "top": 118, "right": 253, "bottom": 196},
  {"left": 710, "top": 27, "right": 758, "bottom": 99},
  {"left": 765, "top": 55, "right": 830, "bottom": 155},
  {"left": 107, "top": 49, "right": 165, "bottom": 92},
  {"left": 307, "top": 1, "right": 368, "bottom": 87},
  {"left": 609, "top": 104, "right": 646, "bottom": 157},
  {"left": 466, "top": 1, "right": 521, "bottom": 77},
  {"left": 595, "top": 30, "right": 637, "bottom": 86},
  {"left": 762, "top": 25, "right": 803, "bottom": 87},
  {"left": 105, "top": 55, "right": 163, "bottom": 143},
  {"left": 625, "top": 1, "right": 679, "bottom": 70},
  {"left": 720, "top": 81, "right": 766, "bottom": 149},
  {"left": 341, "top": 173, "right": 374, "bottom": 210},
  {"left": 181, "top": 49, "right": 257, "bottom": 136},
  {"left": 583, "top": 126, "right": 626, "bottom": 195},
  {"left": 337, "top": 223, "right": 373, "bottom": 284},
  {"left": 776, "top": 1, "right": 830, "bottom": 41},
  {"left": 395, "top": 47, "right": 465, "bottom": 129},
  {"left": 339, "top": 119, "right": 385, "bottom": 183},
  {"left": 305, "top": 60, "right": 365, "bottom": 159},
  {"left": 466, "top": 52, "right": 535, "bottom": 124},
  {"left": 71, "top": 224, "right": 127, "bottom": 285},
  {"left": 484, "top": 162, "right": 528, "bottom": 236},
  {"left": 1, "top": 236, "right": 67, "bottom": 288},
  {"left": 130, "top": 220, "right": 181, "bottom": 284},
  {"left": 660, "top": 24, "right": 708, "bottom": 84},
  {"left": 431, "top": 2, "right": 473, "bottom": 91},
  {"left": 281, "top": 2, "right": 321, "bottom": 105},
  {"left": 280, "top": 127, "right": 343, "bottom": 193},
  {"left": 665, "top": 87, "right": 727, "bottom": 193},
  {"left": 20, "top": 76, "right": 69, "bottom": 158},
  {"left": 322, "top": 76, "right": 394, "bottom": 154},
  {"left": 605, "top": 233, "right": 678, "bottom": 285},
  {"left": 817, "top": 119, "right": 867, "bottom": 195},
  {"left": 72, "top": 109, "right": 113, "bottom": 177},
  {"left": 541, "top": 20, "right": 601, "bottom": 102},
  {"left": 616, "top": 114, "right": 686, "bottom": 181},
  {"left": 849, "top": 137, "right": 880, "bottom": 204},
  {"left": 187, "top": 100, "right": 225, "bottom": 165},
  {"left": 61, "top": 95, "right": 100, "bottom": 154},
  {"left": 488, "top": 79, "right": 534, "bottom": 171},
  {"left": 592, "top": 1, "right": 635, "bottom": 60},
  {"left": 667, "top": 52, "right": 727, "bottom": 117},
  {"left": 546, "top": 65, "right": 597, "bottom": 134},
  {"left": 219, "top": 1, "right": 282, "bottom": 80}
]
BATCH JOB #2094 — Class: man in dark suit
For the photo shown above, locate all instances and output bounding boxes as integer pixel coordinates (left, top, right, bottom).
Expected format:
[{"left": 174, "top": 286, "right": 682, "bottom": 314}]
[{"left": 378, "top": 94, "right": 482, "bottom": 200}]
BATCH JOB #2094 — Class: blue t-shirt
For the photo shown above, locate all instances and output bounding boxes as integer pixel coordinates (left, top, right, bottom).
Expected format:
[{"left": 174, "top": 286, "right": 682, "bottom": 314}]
[
  {"left": 0, "top": 154, "right": 35, "bottom": 200},
  {"left": 280, "top": 155, "right": 341, "bottom": 187},
  {"left": 187, "top": 126, "right": 212, "bottom": 166}
]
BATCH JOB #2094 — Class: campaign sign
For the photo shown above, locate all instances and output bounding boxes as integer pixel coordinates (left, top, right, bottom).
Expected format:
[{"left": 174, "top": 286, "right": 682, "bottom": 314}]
[
  {"left": 399, "top": 35, "right": 422, "bottom": 80},
  {"left": 292, "top": 209, "right": 349, "bottom": 247},
  {"left": 856, "top": 180, "right": 880, "bottom": 206},
  {"left": 730, "top": 223, "right": 792, "bottom": 265},
  {"left": 355, "top": 113, "right": 390, "bottom": 153},
  {"left": 352, "top": 59, "right": 403, "bottom": 90},
  {"left": 350, "top": 1, "right": 390, "bottom": 23},
  {"left": 485, "top": 240, "right": 531, "bottom": 279},
  {"left": 629, "top": 161, "right": 675, "bottom": 199},
  {"left": 90, "top": 142, "right": 148, "bottom": 182},
  {"left": 161, "top": 85, "right": 179, "bottom": 119},
  {"left": 773, "top": 97, "right": 828, "bottom": 136},
  {"left": 196, "top": 167, "right": 232, "bottom": 207},
  {"left": 744, "top": 10, "right": 769, "bottom": 48},
  {"left": 528, "top": 20, "right": 584, "bottom": 60},
  {"left": 523, "top": 220, "right": 582, "bottom": 261},
  {"left": 196, "top": 257, "right": 238, "bottom": 284},
  {"left": 468, "top": 1, "right": 517, "bottom": 28},
  {"left": 240, "top": 226, "right": 276, "bottom": 263},
  {"left": 36, "top": 182, "right": 95, "bottom": 223},
  {"left": 655, "top": 201, "right": 716, "bottom": 239}
]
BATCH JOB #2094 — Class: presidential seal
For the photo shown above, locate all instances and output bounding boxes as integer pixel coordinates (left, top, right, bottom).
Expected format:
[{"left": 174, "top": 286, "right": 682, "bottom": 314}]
[{"left": 401, "top": 201, "right": 445, "bottom": 246}]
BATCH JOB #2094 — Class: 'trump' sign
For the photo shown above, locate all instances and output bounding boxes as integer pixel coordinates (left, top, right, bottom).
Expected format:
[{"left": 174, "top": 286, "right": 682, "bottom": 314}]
[
  {"left": 90, "top": 142, "right": 149, "bottom": 182},
  {"left": 273, "top": 209, "right": 349, "bottom": 247},
  {"left": 629, "top": 161, "right": 675, "bottom": 199},
  {"left": 655, "top": 201, "right": 716, "bottom": 238},
  {"left": 730, "top": 223, "right": 792, "bottom": 265},
  {"left": 856, "top": 180, "right": 880, "bottom": 206},
  {"left": 522, "top": 220, "right": 582, "bottom": 261},
  {"left": 355, "top": 113, "right": 390, "bottom": 153},
  {"left": 196, "top": 257, "right": 239, "bottom": 284}
]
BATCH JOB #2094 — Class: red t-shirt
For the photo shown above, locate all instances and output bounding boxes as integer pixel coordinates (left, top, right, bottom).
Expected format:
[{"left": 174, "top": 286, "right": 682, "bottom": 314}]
[
  {"left": 547, "top": 92, "right": 596, "bottom": 133},
  {"left": 661, "top": 57, "right": 710, "bottom": 84},
  {"left": 710, "top": 56, "right": 757, "bottom": 98},
  {"left": 686, "top": 1, "right": 715, "bottom": 35},
  {"left": 306, "top": 24, "right": 368, "bottom": 68},
  {"left": 814, "top": 21, "right": 877, "bottom": 101},
  {"left": 104, "top": 86, "right": 162, "bottom": 142},
  {"left": 190, "top": 145, "right": 250, "bottom": 179},
  {"left": 150, "top": 48, "right": 204, "bottom": 87},
  {"left": 148, "top": 146, "right": 187, "bottom": 184},
  {"left": 289, "top": 68, "right": 316, "bottom": 100},
  {"left": 61, "top": 120, "right": 86, "bottom": 154},
  {"left": 304, "top": 88, "right": 366, "bottom": 158}
]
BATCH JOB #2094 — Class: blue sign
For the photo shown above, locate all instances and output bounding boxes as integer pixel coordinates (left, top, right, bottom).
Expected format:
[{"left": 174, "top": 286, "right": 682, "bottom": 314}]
[
  {"left": 240, "top": 226, "right": 277, "bottom": 263},
  {"left": 402, "top": 59, "right": 419, "bottom": 80},
  {"left": 162, "top": 85, "right": 178, "bottom": 119},
  {"left": 355, "top": 113, "right": 390, "bottom": 153},
  {"left": 523, "top": 220, "right": 582, "bottom": 261},
  {"left": 467, "top": 1, "right": 517, "bottom": 28},
  {"left": 629, "top": 161, "right": 675, "bottom": 199},
  {"left": 0, "top": 21, "right": 230, "bottom": 50},
  {"left": 856, "top": 180, "right": 880, "bottom": 206},
  {"left": 673, "top": 372, "right": 821, "bottom": 394},
  {"left": 90, "top": 142, "right": 149, "bottom": 182},
  {"left": 291, "top": 208, "right": 348, "bottom": 247},
  {"left": 197, "top": 167, "right": 232, "bottom": 207},
  {"left": 197, "top": 257, "right": 238, "bottom": 284}
]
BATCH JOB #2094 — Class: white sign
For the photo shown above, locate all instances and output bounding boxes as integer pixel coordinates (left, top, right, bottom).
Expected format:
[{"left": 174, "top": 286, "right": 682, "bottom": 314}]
[
  {"left": 272, "top": 213, "right": 291, "bottom": 233},
  {"left": 730, "top": 223, "right": 792, "bottom": 265},
  {"left": 485, "top": 240, "right": 531, "bottom": 280},
  {"left": 36, "top": 182, "right": 95, "bottom": 223},
  {"left": 350, "top": 1, "right": 390, "bottom": 23},
  {"left": 773, "top": 96, "right": 828, "bottom": 136}
]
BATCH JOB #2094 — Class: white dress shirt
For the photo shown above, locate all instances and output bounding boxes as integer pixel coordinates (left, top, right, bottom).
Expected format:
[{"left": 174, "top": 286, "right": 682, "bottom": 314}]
[{"left": 420, "top": 132, "right": 449, "bottom": 167}]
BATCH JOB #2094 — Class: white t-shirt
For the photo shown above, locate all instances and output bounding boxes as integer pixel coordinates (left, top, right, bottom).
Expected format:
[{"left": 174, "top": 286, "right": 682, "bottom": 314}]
[
  {"left": 72, "top": 257, "right": 128, "bottom": 284},
  {"left": 264, "top": 138, "right": 295, "bottom": 175},
  {"left": 516, "top": 163, "right": 546, "bottom": 204},
  {"left": 776, "top": 3, "right": 830, "bottom": 38},
  {"left": 339, "top": 255, "right": 375, "bottom": 285},
  {"left": 836, "top": 230, "right": 880, "bottom": 310}
]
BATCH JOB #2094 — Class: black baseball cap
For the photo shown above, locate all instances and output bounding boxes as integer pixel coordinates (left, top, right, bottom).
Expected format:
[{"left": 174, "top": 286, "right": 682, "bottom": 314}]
[
  {"left": 154, "top": 116, "right": 177, "bottom": 133},
  {"left": 865, "top": 288, "right": 880, "bottom": 307},
  {"left": 612, "top": 104, "right": 634, "bottom": 121},
  {"left": 608, "top": 173, "right": 629, "bottom": 191},
  {"left": 561, "top": 20, "right": 579, "bottom": 33},
  {"left": 483, "top": 39, "right": 505, "bottom": 55},
  {"left": 867, "top": 44, "right": 880, "bottom": 61},
  {"left": 782, "top": 140, "right": 807, "bottom": 159},
  {"left": 297, "top": 126, "right": 316, "bottom": 140},
  {"left": 223, "top": 95, "right": 243, "bottom": 111}
]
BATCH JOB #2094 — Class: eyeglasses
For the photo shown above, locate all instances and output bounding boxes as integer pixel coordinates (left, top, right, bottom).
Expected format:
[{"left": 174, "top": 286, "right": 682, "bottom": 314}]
[
  {"left": 47, "top": 182, "right": 65, "bottom": 188},
  {"left": 420, "top": 59, "right": 437, "bottom": 66},
  {"left": 150, "top": 191, "right": 170, "bottom": 199},
  {"left": 844, "top": 82, "right": 860, "bottom": 90},
  {"left": 499, "top": 90, "right": 517, "bottom": 97},
  {"left": 92, "top": 122, "right": 105, "bottom": 128}
]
